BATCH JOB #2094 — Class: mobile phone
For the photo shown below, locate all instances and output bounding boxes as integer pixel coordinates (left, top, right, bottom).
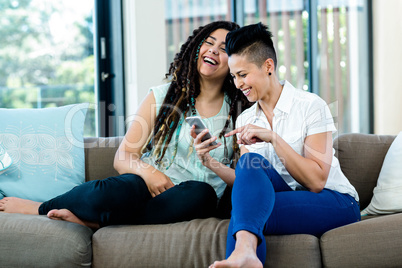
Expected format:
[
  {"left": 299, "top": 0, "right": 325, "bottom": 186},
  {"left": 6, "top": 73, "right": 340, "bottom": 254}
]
[{"left": 185, "top": 116, "right": 218, "bottom": 146}]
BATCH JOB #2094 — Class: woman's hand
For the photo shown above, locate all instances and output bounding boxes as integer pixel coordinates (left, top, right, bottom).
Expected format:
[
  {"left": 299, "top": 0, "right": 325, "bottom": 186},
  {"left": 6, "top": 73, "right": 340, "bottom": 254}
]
[
  {"left": 190, "top": 125, "right": 221, "bottom": 165},
  {"left": 225, "top": 124, "right": 273, "bottom": 145},
  {"left": 143, "top": 169, "right": 175, "bottom": 198},
  {"left": 189, "top": 125, "right": 235, "bottom": 187}
]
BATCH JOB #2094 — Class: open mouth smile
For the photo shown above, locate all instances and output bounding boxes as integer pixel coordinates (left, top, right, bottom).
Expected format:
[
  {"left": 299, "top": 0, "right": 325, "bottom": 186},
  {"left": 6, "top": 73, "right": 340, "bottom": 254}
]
[
  {"left": 203, "top": 56, "right": 217, "bottom": 65},
  {"left": 242, "top": 88, "right": 251, "bottom": 96}
]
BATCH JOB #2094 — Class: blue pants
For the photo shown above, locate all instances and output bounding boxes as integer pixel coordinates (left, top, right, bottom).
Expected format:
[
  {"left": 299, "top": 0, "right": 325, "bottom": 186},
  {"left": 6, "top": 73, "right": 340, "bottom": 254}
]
[
  {"left": 38, "top": 174, "right": 218, "bottom": 226},
  {"left": 227, "top": 153, "right": 361, "bottom": 264}
]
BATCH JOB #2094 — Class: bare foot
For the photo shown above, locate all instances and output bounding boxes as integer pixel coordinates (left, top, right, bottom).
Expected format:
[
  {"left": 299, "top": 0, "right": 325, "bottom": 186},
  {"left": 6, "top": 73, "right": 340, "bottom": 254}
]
[
  {"left": 209, "top": 249, "right": 262, "bottom": 268},
  {"left": 209, "top": 231, "right": 263, "bottom": 268},
  {"left": 0, "top": 197, "right": 41, "bottom": 214},
  {"left": 47, "top": 209, "right": 100, "bottom": 229}
]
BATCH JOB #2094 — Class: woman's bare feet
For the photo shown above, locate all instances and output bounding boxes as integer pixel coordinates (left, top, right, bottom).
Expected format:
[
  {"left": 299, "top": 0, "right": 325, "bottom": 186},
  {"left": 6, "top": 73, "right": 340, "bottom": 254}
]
[
  {"left": 47, "top": 209, "right": 100, "bottom": 229},
  {"left": 0, "top": 197, "right": 41, "bottom": 214},
  {"left": 209, "top": 231, "right": 263, "bottom": 268}
]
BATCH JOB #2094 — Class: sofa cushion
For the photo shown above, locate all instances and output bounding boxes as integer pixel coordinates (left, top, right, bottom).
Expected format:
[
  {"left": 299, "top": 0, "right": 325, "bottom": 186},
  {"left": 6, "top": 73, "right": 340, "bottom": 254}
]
[
  {"left": 361, "top": 132, "right": 402, "bottom": 215},
  {"left": 0, "top": 104, "right": 88, "bottom": 201},
  {"left": 334, "top": 133, "right": 396, "bottom": 210},
  {"left": 92, "top": 218, "right": 321, "bottom": 268},
  {"left": 0, "top": 213, "right": 93, "bottom": 267},
  {"left": 320, "top": 213, "right": 402, "bottom": 267}
]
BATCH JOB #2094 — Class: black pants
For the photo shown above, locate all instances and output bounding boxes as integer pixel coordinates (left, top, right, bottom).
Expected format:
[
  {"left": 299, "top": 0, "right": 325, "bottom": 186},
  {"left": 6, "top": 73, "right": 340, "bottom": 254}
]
[{"left": 38, "top": 174, "right": 218, "bottom": 226}]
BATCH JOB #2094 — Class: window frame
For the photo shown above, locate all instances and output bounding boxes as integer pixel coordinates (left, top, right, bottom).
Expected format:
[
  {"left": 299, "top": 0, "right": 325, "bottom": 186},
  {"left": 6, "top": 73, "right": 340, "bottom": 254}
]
[{"left": 94, "top": 0, "right": 125, "bottom": 137}]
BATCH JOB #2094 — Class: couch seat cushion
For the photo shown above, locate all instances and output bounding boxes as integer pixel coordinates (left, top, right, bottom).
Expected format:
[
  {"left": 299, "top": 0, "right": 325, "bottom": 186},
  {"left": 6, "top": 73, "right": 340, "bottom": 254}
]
[
  {"left": 92, "top": 217, "right": 321, "bottom": 268},
  {"left": 0, "top": 213, "right": 93, "bottom": 267},
  {"left": 320, "top": 213, "right": 402, "bottom": 267}
]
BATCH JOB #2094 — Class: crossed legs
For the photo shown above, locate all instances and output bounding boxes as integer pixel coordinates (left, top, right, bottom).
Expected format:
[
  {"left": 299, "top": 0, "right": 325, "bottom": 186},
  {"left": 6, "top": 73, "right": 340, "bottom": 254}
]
[
  {"left": 210, "top": 153, "right": 360, "bottom": 267},
  {"left": 1, "top": 174, "right": 218, "bottom": 229}
]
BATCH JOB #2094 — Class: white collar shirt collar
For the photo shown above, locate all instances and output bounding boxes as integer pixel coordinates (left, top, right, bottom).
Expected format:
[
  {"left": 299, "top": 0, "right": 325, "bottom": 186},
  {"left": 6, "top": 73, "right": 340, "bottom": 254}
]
[
  {"left": 236, "top": 80, "right": 334, "bottom": 190},
  {"left": 250, "top": 80, "right": 296, "bottom": 134},
  {"left": 235, "top": 80, "right": 358, "bottom": 201}
]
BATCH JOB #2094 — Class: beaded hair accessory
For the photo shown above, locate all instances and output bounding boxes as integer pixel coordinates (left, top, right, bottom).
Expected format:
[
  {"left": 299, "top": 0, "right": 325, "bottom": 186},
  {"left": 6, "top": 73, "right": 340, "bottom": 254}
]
[
  {"left": 194, "top": 38, "right": 205, "bottom": 62},
  {"left": 161, "top": 86, "right": 189, "bottom": 170}
]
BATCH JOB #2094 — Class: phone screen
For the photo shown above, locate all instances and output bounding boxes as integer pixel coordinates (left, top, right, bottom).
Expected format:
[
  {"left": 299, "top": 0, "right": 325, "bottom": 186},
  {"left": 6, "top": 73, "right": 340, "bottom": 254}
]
[{"left": 185, "top": 116, "right": 218, "bottom": 145}]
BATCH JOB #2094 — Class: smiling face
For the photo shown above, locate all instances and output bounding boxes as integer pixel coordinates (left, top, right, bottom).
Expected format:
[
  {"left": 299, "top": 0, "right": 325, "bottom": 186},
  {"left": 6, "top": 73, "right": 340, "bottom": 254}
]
[
  {"left": 197, "top": 29, "right": 230, "bottom": 82},
  {"left": 229, "top": 54, "right": 272, "bottom": 102}
]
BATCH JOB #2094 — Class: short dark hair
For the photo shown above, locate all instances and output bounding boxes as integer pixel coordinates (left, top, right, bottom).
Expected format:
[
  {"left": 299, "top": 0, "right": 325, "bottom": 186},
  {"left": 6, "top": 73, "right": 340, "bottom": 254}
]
[{"left": 225, "top": 22, "right": 277, "bottom": 69}]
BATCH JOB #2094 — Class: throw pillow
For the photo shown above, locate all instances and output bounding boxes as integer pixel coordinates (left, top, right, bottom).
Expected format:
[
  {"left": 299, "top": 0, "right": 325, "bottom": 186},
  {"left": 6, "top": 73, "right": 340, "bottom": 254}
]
[
  {"left": 0, "top": 103, "right": 89, "bottom": 201},
  {"left": 361, "top": 131, "right": 402, "bottom": 216}
]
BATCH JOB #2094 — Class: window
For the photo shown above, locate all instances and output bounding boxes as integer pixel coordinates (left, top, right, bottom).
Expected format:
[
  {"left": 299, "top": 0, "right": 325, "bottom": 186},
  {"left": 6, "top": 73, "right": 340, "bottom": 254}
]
[
  {"left": 313, "top": 0, "right": 372, "bottom": 134},
  {"left": 164, "top": 0, "right": 372, "bottom": 134},
  {"left": 165, "top": 0, "right": 233, "bottom": 70},
  {"left": 0, "top": 0, "right": 96, "bottom": 136},
  {"left": 243, "top": 0, "right": 308, "bottom": 90},
  {"left": 0, "top": 0, "right": 125, "bottom": 137}
]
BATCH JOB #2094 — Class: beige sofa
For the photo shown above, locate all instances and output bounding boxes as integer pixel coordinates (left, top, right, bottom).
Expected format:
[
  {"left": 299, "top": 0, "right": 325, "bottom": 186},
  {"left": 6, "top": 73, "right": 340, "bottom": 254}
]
[{"left": 1, "top": 133, "right": 401, "bottom": 267}]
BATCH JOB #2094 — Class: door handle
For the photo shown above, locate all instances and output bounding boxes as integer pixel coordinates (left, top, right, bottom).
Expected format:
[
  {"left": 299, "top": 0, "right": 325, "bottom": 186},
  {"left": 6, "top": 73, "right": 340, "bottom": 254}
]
[{"left": 101, "top": 72, "right": 110, "bottom": 82}]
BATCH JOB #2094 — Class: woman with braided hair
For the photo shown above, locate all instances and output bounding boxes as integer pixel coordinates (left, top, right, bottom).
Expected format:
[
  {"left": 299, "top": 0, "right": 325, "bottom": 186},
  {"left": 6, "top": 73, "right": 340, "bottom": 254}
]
[{"left": 0, "top": 21, "right": 252, "bottom": 228}]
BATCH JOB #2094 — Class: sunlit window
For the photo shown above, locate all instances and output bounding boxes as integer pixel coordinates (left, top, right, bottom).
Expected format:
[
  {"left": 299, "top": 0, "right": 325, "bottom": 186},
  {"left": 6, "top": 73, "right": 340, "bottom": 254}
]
[
  {"left": 164, "top": 0, "right": 232, "bottom": 71},
  {"left": 164, "top": 0, "right": 371, "bottom": 134},
  {"left": 0, "top": 0, "right": 96, "bottom": 136}
]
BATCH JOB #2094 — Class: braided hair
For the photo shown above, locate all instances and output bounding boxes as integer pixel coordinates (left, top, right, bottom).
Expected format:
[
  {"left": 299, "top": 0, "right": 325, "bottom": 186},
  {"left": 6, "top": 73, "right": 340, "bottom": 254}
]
[{"left": 142, "top": 21, "right": 252, "bottom": 167}]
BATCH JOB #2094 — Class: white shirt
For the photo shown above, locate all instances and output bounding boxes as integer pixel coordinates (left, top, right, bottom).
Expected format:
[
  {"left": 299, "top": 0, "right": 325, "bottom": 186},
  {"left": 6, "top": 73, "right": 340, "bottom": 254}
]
[{"left": 236, "top": 80, "right": 359, "bottom": 201}]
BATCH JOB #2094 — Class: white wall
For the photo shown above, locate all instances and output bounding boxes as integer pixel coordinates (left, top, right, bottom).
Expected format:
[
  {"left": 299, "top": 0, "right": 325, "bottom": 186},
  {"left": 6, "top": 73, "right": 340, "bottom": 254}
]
[
  {"left": 122, "top": 0, "right": 166, "bottom": 125},
  {"left": 373, "top": 0, "right": 402, "bottom": 135}
]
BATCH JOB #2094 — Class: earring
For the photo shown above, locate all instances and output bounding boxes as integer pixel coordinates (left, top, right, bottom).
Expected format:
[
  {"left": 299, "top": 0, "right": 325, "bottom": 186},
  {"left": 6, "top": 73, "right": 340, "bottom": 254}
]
[{"left": 268, "top": 72, "right": 272, "bottom": 76}]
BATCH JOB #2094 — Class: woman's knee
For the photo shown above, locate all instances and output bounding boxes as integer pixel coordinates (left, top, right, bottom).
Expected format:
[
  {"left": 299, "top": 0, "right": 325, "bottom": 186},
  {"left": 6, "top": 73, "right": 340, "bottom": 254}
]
[
  {"left": 237, "top": 153, "right": 271, "bottom": 169},
  {"left": 87, "top": 174, "right": 149, "bottom": 209},
  {"left": 181, "top": 181, "right": 216, "bottom": 198},
  {"left": 179, "top": 181, "right": 217, "bottom": 210},
  {"left": 235, "top": 153, "right": 273, "bottom": 176}
]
